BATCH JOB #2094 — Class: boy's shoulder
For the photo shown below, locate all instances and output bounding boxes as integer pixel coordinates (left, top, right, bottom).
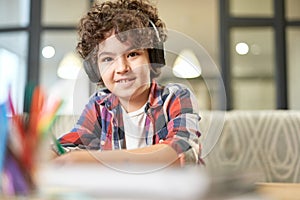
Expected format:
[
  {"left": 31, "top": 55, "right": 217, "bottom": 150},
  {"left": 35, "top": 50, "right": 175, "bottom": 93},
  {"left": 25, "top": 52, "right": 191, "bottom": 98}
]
[
  {"left": 89, "top": 88, "right": 112, "bottom": 104},
  {"left": 152, "top": 82, "right": 194, "bottom": 102},
  {"left": 161, "top": 82, "right": 191, "bottom": 95}
]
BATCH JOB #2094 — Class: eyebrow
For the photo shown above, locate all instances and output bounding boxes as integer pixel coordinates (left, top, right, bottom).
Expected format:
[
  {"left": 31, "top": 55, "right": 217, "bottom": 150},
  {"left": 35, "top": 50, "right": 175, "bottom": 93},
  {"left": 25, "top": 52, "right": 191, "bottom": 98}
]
[
  {"left": 98, "top": 51, "right": 115, "bottom": 58},
  {"left": 97, "top": 46, "right": 140, "bottom": 58}
]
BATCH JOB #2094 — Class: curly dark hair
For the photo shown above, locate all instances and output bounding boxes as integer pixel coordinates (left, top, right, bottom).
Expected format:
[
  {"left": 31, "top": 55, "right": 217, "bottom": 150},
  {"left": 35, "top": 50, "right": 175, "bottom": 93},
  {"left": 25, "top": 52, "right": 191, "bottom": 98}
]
[{"left": 76, "top": 0, "right": 167, "bottom": 84}]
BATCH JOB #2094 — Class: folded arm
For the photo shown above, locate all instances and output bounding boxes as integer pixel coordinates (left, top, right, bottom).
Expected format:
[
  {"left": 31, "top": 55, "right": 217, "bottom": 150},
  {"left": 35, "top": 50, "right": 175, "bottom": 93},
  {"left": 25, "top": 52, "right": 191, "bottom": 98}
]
[{"left": 53, "top": 143, "right": 180, "bottom": 167}]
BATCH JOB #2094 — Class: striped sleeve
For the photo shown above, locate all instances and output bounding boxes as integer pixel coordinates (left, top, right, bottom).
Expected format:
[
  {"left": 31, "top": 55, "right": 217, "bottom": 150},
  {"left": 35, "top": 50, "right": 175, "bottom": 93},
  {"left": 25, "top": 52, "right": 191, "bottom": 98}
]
[
  {"left": 161, "top": 84, "right": 202, "bottom": 164},
  {"left": 58, "top": 94, "right": 101, "bottom": 150}
]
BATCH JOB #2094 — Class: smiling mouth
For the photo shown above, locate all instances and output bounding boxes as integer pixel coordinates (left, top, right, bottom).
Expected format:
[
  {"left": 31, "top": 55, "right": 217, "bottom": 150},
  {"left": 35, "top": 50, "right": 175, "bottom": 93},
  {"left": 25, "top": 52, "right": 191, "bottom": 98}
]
[{"left": 116, "top": 78, "right": 135, "bottom": 83}]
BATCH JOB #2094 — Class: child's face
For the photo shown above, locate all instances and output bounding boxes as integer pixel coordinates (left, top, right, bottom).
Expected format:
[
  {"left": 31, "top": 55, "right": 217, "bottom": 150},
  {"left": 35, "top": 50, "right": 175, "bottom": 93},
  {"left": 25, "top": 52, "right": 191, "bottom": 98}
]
[{"left": 97, "top": 33, "right": 151, "bottom": 103}]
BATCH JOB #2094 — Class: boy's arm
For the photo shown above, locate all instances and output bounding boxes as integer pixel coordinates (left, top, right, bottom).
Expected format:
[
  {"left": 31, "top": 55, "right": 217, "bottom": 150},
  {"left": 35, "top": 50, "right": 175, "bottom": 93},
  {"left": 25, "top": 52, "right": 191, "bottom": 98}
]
[
  {"left": 161, "top": 85, "right": 202, "bottom": 165},
  {"left": 53, "top": 144, "right": 180, "bottom": 167},
  {"left": 57, "top": 94, "right": 102, "bottom": 149}
]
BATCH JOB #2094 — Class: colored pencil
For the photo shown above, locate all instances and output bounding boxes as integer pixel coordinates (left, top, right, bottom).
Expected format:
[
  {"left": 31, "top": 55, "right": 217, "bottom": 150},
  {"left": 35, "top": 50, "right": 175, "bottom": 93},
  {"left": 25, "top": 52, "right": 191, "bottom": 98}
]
[{"left": 0, "top": 103, "right": 9, "bottom": 174}]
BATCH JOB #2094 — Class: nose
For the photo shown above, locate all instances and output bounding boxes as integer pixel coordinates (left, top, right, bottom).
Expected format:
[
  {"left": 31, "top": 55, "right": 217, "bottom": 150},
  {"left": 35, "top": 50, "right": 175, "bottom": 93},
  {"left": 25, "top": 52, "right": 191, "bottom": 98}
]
[{"left": 115, "top": 56, "right": 130, "bottom": 74}]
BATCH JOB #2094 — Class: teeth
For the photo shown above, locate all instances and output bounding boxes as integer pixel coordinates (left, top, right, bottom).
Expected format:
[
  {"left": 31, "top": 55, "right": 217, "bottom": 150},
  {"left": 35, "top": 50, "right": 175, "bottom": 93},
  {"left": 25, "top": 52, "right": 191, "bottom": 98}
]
[{"left": 118, "top": 79, "right": 128, "bottom": 83}]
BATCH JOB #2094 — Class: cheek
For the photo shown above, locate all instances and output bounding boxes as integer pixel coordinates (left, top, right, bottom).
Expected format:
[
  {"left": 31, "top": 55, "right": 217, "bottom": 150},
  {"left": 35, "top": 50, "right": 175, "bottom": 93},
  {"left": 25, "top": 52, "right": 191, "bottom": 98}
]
[
  {"left": 140, "top": 64, "right": 151, "bottom": 78},
  {"left": 99, "top": 65, "right": 114, "bottom": 82}
]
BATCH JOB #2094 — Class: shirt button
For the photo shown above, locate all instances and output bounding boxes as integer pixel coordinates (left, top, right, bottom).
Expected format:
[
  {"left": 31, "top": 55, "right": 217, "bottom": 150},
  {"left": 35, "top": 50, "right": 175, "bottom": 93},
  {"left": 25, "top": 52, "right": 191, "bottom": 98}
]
[{"left": 101, "top": 141, "right": 106, "bottom": 146}]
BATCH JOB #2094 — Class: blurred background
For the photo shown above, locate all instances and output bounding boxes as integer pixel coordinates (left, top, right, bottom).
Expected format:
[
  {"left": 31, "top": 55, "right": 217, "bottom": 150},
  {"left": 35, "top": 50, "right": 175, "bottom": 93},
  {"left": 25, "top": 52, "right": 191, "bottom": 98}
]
[{"left": 0, "top": 0, "right": 299, "bottom": 114}]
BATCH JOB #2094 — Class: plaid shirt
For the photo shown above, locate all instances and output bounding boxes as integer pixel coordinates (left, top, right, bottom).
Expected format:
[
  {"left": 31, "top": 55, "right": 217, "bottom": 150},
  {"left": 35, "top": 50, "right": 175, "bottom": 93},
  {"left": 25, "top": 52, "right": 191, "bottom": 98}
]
[{"left": 58, "top": 80, "right": 202, "bottom": 164}]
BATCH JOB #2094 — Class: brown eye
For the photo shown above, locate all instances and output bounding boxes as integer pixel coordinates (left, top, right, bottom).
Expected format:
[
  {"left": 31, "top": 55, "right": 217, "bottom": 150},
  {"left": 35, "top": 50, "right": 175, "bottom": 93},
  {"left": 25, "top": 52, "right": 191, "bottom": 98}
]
[{"left": 127, "top": 52, "right": 139, "bottom": 58}]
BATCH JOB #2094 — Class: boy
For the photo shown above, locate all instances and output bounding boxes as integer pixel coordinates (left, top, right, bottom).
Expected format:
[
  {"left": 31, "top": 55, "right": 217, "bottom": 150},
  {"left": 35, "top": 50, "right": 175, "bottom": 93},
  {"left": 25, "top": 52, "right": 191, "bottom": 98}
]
[{"left": 54, "top": 0, "right": 202, "bottom": 167}]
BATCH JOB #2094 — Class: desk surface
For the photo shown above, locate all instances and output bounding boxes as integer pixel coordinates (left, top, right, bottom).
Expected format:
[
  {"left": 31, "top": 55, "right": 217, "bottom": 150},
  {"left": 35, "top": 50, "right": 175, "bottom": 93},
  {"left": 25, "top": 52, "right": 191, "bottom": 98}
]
[
  {"left": 256, "top": 182, "right": 300, "bottom": 200},
  {"left": 36, "top": 164, "right": 210, "bottom": 200},
  {"left": 2, "top": 166, "right": 300, "bottom": 200}
]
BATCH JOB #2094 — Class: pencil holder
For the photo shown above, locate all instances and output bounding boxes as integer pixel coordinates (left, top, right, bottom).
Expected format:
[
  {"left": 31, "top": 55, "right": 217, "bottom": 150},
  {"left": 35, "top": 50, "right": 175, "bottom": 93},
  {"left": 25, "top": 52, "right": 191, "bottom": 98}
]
[{"left": 0, "top": 85, "right": 63, "bottom": 198}]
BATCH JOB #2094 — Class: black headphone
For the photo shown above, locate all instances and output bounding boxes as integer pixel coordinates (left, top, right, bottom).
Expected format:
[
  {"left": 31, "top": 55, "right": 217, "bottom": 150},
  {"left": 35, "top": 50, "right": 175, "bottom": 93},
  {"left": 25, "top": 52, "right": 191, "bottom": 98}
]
[{"left": 83, "top": 19, "right": 165, "bottom": 83}]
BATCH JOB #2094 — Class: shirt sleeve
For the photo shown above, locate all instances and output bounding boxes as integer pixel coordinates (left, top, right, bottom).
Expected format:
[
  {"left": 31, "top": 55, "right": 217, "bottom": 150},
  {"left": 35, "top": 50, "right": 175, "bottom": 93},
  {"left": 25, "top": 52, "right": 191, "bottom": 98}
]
[
  {"left": 160, "top": 84, "right": 202, "bottom": 165},
  {"left": 57, "top": 94, "right": 102, "bottom": 150}
]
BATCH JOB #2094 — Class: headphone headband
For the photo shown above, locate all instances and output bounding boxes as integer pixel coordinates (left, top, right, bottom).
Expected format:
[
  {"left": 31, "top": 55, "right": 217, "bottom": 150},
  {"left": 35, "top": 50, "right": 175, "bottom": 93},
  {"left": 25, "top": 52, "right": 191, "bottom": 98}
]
[{"left": 148, "top": 19, "right": 161, "bottom": 43}]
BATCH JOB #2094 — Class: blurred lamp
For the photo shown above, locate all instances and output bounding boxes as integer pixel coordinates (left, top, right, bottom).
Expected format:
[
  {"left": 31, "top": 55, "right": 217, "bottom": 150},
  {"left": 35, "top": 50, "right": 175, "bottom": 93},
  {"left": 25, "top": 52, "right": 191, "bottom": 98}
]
[
  {"left": 173, "top": 49, "right": 201, "bottom": 79},
  {"left": 42, "top": 46, "right": 55, "bottom": 58},
  {"left": 57, "top": 52, "right": 81, "bottom": 80},
  {"left": 235, "top": 42, "right": 249, "bottom": 55}
]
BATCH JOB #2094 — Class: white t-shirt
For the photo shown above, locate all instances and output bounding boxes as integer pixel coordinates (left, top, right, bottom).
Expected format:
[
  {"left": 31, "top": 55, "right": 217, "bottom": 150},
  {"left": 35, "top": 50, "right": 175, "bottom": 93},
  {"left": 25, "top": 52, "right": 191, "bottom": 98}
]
[{"left": 121, "top": 104, "right": 153, "bottom": 150}]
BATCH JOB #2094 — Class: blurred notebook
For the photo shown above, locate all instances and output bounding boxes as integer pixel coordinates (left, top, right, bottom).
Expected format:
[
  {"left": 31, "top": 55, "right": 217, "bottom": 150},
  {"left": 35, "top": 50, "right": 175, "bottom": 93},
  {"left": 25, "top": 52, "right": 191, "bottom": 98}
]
[{"left": 36, "top": 163, "right": 209, "bottom": 200}]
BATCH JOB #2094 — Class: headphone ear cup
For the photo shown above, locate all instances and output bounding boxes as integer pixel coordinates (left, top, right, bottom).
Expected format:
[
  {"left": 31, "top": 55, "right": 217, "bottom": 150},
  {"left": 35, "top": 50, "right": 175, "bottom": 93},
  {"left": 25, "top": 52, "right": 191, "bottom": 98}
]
[
  {"left": 147, "top": 19, "right": 165, "bottom": 68},
  {"left": 148, "top": 42, "right": 165, "bottom": 67},
  {"left": 83, "top": 59, "right": 101, "bottom": 83}
]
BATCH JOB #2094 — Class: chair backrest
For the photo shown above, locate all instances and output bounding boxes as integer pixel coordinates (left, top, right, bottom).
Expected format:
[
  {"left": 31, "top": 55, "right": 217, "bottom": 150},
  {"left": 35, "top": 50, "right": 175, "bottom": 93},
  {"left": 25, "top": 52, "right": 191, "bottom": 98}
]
[{"left": 202, "top": 110, "right": 300, "bottom": 183}]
